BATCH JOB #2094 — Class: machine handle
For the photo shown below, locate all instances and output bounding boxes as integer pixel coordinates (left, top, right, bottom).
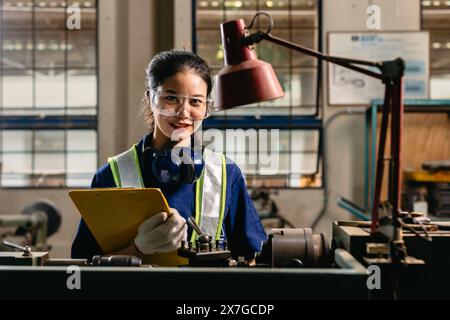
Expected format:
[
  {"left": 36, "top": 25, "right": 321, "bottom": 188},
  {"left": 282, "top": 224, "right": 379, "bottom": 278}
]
[
  {"left": 187, "top": 217, "right": 211, "bottom": 243},
  {"left": 2, "top": 240, "right": 33, "bottom": 256},
  {"left": 188, "top": 217, "right": 206, "bottom": 237}
]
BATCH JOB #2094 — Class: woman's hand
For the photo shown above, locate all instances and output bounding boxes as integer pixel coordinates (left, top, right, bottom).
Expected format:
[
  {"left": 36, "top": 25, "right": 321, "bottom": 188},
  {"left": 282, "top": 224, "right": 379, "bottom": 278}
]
[{"left": 133, "top": 208, "right": 187, "bottom": 255}]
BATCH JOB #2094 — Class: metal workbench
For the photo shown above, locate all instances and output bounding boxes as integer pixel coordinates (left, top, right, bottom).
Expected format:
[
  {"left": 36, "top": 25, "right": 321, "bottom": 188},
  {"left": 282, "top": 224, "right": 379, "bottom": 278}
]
[{"left": 0, "top": 249, "right": 368, "bottom": 300}]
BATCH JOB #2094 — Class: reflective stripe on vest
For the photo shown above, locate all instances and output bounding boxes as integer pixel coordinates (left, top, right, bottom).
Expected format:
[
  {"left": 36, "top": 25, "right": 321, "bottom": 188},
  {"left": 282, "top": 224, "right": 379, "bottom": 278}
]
[
  {"left": 108, "top": 145, "right": 226, "bottom": 241},
  {"left": 191, "top": 148, "right": 227, "bottom": 242},
  {"left": 108, "top": 144, "right": 144, "bottom": 188}
]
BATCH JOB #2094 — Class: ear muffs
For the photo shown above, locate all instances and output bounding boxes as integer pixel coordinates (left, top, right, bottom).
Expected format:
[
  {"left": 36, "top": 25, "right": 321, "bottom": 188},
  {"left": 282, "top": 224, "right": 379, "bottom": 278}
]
[{"left": 146, "top": 146, "right": 204, "bottom": 185}]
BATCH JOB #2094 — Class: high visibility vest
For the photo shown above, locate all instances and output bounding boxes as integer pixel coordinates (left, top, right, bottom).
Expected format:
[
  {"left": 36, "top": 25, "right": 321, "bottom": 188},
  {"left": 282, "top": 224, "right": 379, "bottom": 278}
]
[{"left": 107, "top": 144, "right": 227, "bottom": 266}]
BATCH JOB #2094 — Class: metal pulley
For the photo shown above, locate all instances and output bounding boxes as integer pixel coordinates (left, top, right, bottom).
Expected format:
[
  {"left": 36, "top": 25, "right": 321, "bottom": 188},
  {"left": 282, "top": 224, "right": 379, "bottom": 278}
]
[{"left": 257, "top": 228, "right": 331, "bottom": 268}]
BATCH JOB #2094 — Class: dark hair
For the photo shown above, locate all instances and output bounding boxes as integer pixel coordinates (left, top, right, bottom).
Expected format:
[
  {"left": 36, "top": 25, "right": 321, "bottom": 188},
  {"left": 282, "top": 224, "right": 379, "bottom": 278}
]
[
  {"left": 146, "top": 50, "right": 213, "bottom": 96},
  {"left": 141, "top": 50, "right": 213, "bottom": 129}
]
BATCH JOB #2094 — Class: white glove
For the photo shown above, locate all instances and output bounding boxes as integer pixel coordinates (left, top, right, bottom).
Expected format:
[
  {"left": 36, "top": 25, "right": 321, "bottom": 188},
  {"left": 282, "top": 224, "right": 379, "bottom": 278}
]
[{"left": 134, "top": 208, "right": 187, "bottom": 255}]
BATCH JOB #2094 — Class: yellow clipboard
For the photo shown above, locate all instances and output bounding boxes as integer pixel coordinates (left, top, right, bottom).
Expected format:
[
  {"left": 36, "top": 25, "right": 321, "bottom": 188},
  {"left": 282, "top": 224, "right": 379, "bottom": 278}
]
[{"left": 68, "top": 188, "right": 171, "bottom": 254}]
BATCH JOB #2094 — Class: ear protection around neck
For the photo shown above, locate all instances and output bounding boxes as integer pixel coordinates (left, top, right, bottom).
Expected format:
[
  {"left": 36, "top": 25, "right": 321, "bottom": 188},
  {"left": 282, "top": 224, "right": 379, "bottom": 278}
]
[{"left": 144, "top": 146, "right": 205, "bottom": 185}]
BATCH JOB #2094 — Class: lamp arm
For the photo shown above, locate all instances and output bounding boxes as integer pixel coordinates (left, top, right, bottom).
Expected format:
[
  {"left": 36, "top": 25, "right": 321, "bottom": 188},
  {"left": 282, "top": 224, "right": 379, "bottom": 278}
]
[{"left": 245, "top": 32, "right": 384, "bottom": 80}]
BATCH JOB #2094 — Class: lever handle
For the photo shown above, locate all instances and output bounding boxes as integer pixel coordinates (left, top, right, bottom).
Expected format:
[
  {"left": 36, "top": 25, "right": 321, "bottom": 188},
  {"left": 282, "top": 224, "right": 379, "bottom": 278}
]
[
  {"left": 188, "top": 217, "right": 206, "bottom": 236},
  {"left": 2, "top": 240, "right": 33, "bottom": 256},
  {"left": 187, "top": 217, "right": 211, "bottom": 244}
]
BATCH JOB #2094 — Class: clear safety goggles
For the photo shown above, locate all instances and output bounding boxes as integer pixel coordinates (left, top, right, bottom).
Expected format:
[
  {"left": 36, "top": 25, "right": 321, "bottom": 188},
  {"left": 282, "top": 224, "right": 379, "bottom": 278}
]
[{"left": 150, "top": 90, "right": 214, "bottom": 121}]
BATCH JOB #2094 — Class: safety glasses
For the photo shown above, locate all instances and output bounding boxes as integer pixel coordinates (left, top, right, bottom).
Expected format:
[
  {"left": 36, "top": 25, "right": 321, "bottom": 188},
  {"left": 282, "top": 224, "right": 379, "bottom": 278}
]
[{"left": 150, "top": 90, "right": 214, "bottom": 120}]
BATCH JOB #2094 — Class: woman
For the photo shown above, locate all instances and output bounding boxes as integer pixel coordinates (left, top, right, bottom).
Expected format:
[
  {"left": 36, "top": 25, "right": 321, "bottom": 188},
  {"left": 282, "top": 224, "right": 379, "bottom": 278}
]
[{"left": 71, "top": 50, "right": 266, "bottom": 265}]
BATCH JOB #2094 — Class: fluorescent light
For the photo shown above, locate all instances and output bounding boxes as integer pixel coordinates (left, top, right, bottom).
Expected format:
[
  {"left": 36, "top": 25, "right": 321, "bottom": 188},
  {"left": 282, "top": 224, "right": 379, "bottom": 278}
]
[
  {"left": 5, "top": 43, "right": 14, "bottom": 51},
  {"left": 216, "top": 49, "right": 224, "bottom": 60},
  {"left": 432, "top": 42, "right": 441, "bottom": 49}
]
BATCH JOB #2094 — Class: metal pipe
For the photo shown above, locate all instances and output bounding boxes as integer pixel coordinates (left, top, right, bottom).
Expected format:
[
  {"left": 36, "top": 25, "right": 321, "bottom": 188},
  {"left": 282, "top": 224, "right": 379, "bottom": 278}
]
[
  {"left": 334, "top": 249, "right": 366, "bottom": 273},
  {"left": 371, "top": 85, "right": 392, "bottom": 234},
  {"left": 311, "top": 108, "right": 366, "bottom": 229}
]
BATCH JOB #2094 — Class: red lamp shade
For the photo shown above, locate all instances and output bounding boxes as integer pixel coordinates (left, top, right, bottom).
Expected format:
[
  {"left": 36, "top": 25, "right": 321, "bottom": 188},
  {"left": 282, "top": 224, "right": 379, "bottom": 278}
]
[{"left": 215, "top": 19, "right": 284, "bottom": 111}]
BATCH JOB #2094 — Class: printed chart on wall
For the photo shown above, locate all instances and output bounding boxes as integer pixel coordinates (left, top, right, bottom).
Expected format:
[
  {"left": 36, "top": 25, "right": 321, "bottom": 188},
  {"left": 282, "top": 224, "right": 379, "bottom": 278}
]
[{"left": 328, "top": 32, "right": 429, "bottom": 105}]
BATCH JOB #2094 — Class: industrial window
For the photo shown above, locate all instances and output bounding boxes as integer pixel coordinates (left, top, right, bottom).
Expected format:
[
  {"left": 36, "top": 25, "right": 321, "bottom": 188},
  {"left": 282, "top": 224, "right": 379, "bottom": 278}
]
[
  {"left": 422, "top": 0, "right": 450, "bottom": 99},
  {"left": 195, "top": 0, "right": 323, "bottom": 188},
  {"left": 0, "top": 0, "right": 98, "bottom": 188}
]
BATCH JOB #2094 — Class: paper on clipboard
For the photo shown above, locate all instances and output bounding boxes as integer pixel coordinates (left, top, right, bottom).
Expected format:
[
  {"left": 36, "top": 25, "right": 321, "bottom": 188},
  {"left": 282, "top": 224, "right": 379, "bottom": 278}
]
[{"left": 68, "top": 188, "right": 171, "bottom": 254}]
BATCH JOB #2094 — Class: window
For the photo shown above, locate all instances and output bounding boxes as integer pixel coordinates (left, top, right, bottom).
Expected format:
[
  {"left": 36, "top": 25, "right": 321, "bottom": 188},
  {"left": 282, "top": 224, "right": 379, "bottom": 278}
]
[
  {"left": 0, "top": 0, "right": 98, "bottom": 187},
  {"left": 195, "top": 0, "right": 322, "bottom": 188},
  {"left": 422, "top": 0, "right": 450, "bottom": 99}
]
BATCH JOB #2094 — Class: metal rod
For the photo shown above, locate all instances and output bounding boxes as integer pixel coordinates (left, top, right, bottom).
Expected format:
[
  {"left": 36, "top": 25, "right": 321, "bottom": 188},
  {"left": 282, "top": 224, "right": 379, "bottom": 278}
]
[
  {"left": 334, "top": 249, "right": 367, "bottom": 273},
  {"left": 188, "top": 217, "right": 206, "bottom": 237},
  {"left": 371, "top": 85, "right": 392, "bottom": 234},
  {"left": 2, "top": 240, "right": 28, "bottom": 252},
  {"left": 262, "top": 33, "right": 384, "bottom": 80},
  {"left": 388, "top": 156, "right": 394, "bottom": 205},
  {"left": 391, "top": 79, "right": 404, "bottom": 234}
]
